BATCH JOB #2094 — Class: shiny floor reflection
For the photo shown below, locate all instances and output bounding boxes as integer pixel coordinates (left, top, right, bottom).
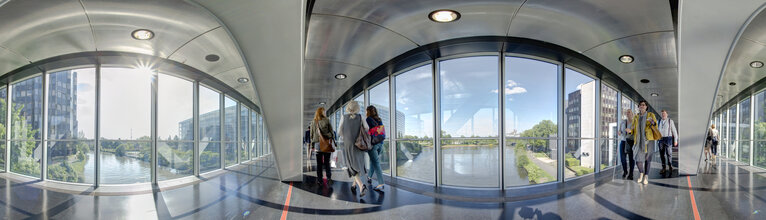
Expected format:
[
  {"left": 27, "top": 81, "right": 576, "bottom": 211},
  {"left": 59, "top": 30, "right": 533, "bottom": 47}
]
[{"left": 0, "top": 153, "right": 764, "bottom": 219}]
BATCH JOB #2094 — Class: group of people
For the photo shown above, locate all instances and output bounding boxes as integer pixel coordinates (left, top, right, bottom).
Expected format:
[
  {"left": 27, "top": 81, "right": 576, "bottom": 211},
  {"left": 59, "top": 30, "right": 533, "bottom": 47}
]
[
  {"left": 307, "top": 101, "right": 385, "bottom": 197},
  {"left": 618, "top": 100, "right": 678, "bottom": 184},
  {"left": 705, "top": 124, "right": 719, "bottom": 162}
]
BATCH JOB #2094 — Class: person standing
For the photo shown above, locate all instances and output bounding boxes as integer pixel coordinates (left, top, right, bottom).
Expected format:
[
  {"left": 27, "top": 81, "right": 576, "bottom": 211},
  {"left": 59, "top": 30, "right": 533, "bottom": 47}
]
[
  {"left": 630, "top": 100, "right": 658, "bottom": 185},
  {"left": 338, "top": 101, "right": 369, "bottom": 196},
  {"left": 658, "top": 110, "right": 678, "bottom": 175},
  {"left": 365, "top": 105, "right": 386, "bottom": 192},
  {"left": 706, "top": 124, "right": 718, "bottom": 161},
  {"left": 619, "top": 109, "right": 636, "bottom": 180},
  {"left": 304, "top": 125, "right": 312, "bottom": 159},
  {"left": 311, "top": 107, "right": 335, "bottom": 185}
]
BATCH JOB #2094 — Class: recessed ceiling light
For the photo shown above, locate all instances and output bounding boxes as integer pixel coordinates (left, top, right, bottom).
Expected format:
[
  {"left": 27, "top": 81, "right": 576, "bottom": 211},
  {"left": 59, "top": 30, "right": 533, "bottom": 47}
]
[
  {"left": 651, "top": 93, "right": 659, "bottom": 97},
  {"left": 334, "top": 73, "right": 347, "bottom": 80},
  {"left": 319, "top": 102, "right": 326, "bottom": 105},
  {"left": 619, "top": 55, "right": 634, "bottom": 63},
  {"left": 640, "top": 79, "right": 650, "bottom": 84},
  {"left": 131, "top": 29, "right": 154, "bottom": 40},
  {"left": 751, "top": 61, "right": 764, "bottom": 68},
  {"left": 429, "top": 9, "right": 460, "bottom": 23},
  {"left": 205, "top": 54, "right": 220, "bottom": 62},
  {"left": 237, "top": 77, "right": 249, "bottom": 83},
  {"left": 729, "top": 82, "right": 736, "bottom": 86}
]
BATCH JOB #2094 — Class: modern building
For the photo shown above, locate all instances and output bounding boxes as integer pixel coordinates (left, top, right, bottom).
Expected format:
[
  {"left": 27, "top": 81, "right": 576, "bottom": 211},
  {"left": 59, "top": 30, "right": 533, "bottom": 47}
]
[{"left": 0, "top": 0, "right": 762, "bottom": 219}]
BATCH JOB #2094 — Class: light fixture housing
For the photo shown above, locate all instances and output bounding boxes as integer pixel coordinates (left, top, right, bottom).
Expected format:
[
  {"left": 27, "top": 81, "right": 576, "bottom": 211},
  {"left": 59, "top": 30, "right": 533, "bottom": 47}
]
[
  {"left": 619, "top": 55, "right": 634, "bottom": 63},
  {"left": 651, "top": 93, "right": 659, "bottom": 97},
  {"left": 237, "top": 77, "right": 249, "bottom": 83},
  {"left": 334, "top": 73, "right": 347, "bottom": 80},
  {"left": 429, "top": 9, "right": 460, "bottom": 23},
  {"left": 729, "top": 82, "right": 736, "bottom": 86},
  {"left": 640, "top": 79, "right": 650, "bottom": 84},
  {"left": 205, "top": 54, "right": 220, "bottom": 62},
  {"left": 751, "top": 61, "right": 764, "bottom": 68},
  {"left": 131, "top": 29, "right": 154, "bottom": 40}
]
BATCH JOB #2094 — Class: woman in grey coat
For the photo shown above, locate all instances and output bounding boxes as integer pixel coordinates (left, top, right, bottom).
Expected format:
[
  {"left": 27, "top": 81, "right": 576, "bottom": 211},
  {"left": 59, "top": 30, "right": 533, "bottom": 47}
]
[{"left": 338, "top": 101, "right": 369, "bottom": 196}]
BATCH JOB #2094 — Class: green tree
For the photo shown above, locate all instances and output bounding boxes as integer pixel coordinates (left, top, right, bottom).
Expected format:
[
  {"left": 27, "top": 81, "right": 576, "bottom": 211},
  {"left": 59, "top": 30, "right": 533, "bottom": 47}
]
[{"left": 520, "top": 120, "right": 557, "bottom": 151}]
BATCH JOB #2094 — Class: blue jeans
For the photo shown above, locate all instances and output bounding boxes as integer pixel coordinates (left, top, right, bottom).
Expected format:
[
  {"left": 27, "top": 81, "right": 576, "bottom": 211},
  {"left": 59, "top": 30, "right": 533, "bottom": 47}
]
[{"left": 367, "top": 142, "right": 385, "bottom": 185}]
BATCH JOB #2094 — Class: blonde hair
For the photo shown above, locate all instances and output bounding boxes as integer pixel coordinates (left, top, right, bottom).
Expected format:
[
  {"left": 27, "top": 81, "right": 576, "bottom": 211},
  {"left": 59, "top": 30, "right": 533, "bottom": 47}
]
[
  {"left": 711, "top": 124, "right": 716, "bottom": 129},
  {"left": 346, "top": 101, "right": 360, "bottom": 114},
  {"left": 314, "top": 107, "right": 326, "bottom": 121}
]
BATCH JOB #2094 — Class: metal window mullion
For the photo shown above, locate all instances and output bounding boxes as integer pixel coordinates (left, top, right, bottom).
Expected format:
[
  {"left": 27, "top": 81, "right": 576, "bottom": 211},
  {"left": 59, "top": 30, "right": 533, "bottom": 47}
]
[
  {"left": 151, "top": 71, "right": 158, "bottom": 184},
  {"left": 751, "top": 95, "right": 755, "bottom": 166},
  {"left": 94, "top": 64, "right": 101, "bottom": 186},
  {"left": 219, "top": 93, "right": 224, "bottom": 169},
  {"left": 236, "top": 103, "right": 240, "bottom": 164},
  {"left": 498, "top": 53, "right": 505, "bottom": 189},
  {"left": 558, "top": 63, "right": 565, "bottom": 182},
  {"left": 389, "top": 74, "right": 397, "bottom": 178},
  {"left": 433, "top": 60, "right": 441, "bottom": 187},
  {"left": 5, "top": 84, "right": 10, "bottom": 173},
  {"left": 193, "top": 81, "right": 200, "bottom": 176},
  {"left": 594, "top": 80, "right": 600, "bottom": 173},
  {"left": 42, "top": 72, "right": 48, "bottom": 180}
]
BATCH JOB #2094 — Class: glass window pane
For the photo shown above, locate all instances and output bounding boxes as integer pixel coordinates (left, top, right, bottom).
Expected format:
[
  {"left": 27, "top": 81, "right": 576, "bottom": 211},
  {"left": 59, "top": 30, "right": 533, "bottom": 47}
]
[
  {"left": 755, "top": 92, "right": 766, "bottom": 140},
  {"left": 740, "top": 98, "right": 751, "bottom": 140},
  {"left": 224, "top": 98, "right": 237, "bottom": 142},
  {"left": 48, "top": 68, "right": 96, "bottom": 140},
  {"left": 755, "top": 141, "right": 766, "bottom": 168},
  {"left": 47, "top": 141, "right": 94, "bottom": 183},
  {"left": 565, "top": 139, "right": 595, "bottom": 178},
  {"left": 740, "top": 141, "right": 750, "bottom": 164},
  {"left": 565, "top": 68, "right": 596, "bottom": 139},
  {"left": 250, "top": 110, "right": 257, "bottom": 158},
  {"left": 0, "top": 87, "right": 6, "bottom": 170},
  {"left": 239, "top": 106, "right": 249, "bottom": 161},
  {"left": 441, "top": 139, "right": 498, "bottom": 187},
  {"left": 99, "top": 140, "right": 151, "bottom": 184},
  {"left": 158, "top": 74, "right": 193, "bottom": 141},
  {"left": 505, "top": 138, "right": 557, "bottom": 187},
  {"left": 225, "top": 142, "right": 237, "bottom": 167},
  {"left": 505, "top": 57, "right": 558, "bottom": 138},
  {"left": 11, "top": 141, "right": 41, "bottom": 177},
  {"left": 369, "top": 80, "right": 390, "bottom": 174},
  {"left": 354, "top": 94, "right": 364, "bottom": 113},
  {"left": 258, "top": 114, "right": 264, "bottom": 156},
  {"left": 157, "top": 141, "right": 193, "bottom": 180},
  {"left": 199, "top": 86, "right": 221, "bottom": 141},
  {"left": 101, "top": 67, "right": 151, "bottom": 140},
  {"left": 396, "top": 64, "right": 433, "bottom": 139},
  {"left": 621, "top": 96, "right": 634, "bottom": 120},
  {"left": 11, "top": 76, "right": 43, "bottom": 140},
  {"left": 440, "top": 56, "right": 498, "bottom": 138},
  {"left": 601, "top": 85, "right": 618, "bottom": 139},
  {"left": 200, "top": 142, "right": 220, "bottom": 173},
  {"left": 599, "top": 139, "right": 618, "bottom": 170},
  {"left": 729, "top": 106, "right": 737, "bottom": 157},
  {"left": 395, "top": 140, "right": 434, "bottom": 183}
]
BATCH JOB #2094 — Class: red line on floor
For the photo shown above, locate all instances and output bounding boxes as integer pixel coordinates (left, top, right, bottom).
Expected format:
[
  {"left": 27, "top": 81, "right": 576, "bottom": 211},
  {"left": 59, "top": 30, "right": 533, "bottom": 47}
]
[
  {"left": 280, "top": 182, "right": 293, "bottom": 220},
  {"left": 687, "top": 176, "right": 701, "bottom": 220}
]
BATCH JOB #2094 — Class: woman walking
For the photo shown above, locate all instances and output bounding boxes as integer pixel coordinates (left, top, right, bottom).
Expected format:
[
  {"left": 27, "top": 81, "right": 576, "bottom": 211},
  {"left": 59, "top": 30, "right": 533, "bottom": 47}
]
[
  {"left": 630, "top": 100, "right": 659, "bottom": 185},
  {"left": 705, "top": 124, "right": 718, "bottom": 162},
  {"left": 311, "top": 107, "right": 335, "bottom": 185},
  {"left": 338, "top": 101, "right": 369, "bottom": 196},
  {"left": 365, "top": 105, "right": 385, "bottom": 192}
]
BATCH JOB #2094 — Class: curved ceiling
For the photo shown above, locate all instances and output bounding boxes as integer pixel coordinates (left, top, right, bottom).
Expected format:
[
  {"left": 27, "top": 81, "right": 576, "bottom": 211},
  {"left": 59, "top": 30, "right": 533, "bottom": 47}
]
[
  {"left": 0, "top": 0, "right": 259, "bottom": 106},
  {"left": 305, "top": 0, "right": 678, "bottom": 124},
  {"left": 716, "top": 9, "right": 766, "bottom": 110}
]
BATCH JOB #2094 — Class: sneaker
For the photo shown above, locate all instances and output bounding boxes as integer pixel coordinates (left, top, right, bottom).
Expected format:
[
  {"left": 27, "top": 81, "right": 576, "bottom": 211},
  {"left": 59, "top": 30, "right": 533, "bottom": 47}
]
[
  {"left": 373, "top": 184, "right": 384, "bottom": 192},
  {"left": 642, "top": 176, "right": 649, "bottom": 185},
  {"left": 637, "top": 173, "right": 644, "bottom": 183}
]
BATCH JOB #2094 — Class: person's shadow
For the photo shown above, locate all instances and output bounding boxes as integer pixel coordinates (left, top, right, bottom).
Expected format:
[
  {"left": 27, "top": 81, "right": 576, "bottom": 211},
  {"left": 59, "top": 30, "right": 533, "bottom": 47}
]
[{"left": 518, "top": 206, "right": 562, "bottom": 220}]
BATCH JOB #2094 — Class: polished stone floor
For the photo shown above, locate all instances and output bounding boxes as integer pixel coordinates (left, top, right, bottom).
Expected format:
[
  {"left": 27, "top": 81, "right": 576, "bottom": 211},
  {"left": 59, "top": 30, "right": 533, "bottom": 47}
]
[{"left": 0, "top": 153, "right": 763, "bottom": 219}]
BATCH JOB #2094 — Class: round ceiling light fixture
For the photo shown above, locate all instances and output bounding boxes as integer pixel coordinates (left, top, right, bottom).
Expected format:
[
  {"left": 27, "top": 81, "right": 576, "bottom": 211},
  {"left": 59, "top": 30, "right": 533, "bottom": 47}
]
[
  {"left": 428, "top": 9, "right": 460, "bottom": 23},
  {"left": 205, "top": 54, "right": 220, "bottom": 62},
  {"left": 729, "top": 82, "right": 736, "bottom": 86},
  {"left": 651, "top": 93, "right": 659, "bottom": 97},
  {"left": 334, "top": 73, "right": 347, "bottom": 80},
  {"left": 237, "top": 77, "right": 249, "bottom": 83},
  {"left": 751, "top": 61, "right": 764, "bottom": 68},
  {"left": 131, "top": 29, "right": 154, "bottom": 40},
  {"left": 619, "top": 55, "right": 634, "bottom": 63},
  {"left": 640, "top": 79, "right": 650, "bottom": 84},
  {"left": 319, "top": 102, "right": 326, "bottom": 105}
]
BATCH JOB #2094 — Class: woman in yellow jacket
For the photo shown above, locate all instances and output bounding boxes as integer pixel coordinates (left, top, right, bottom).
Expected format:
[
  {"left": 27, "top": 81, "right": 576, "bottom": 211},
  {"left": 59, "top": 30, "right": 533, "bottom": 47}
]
[{"left": 628, "top": 100, "right": 659, "bottom": 185}]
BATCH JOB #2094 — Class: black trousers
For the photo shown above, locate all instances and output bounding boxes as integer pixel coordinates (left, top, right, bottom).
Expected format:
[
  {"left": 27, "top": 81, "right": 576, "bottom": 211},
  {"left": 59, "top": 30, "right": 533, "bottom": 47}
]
[
  {"left": 316, "top": 152, "right": 332, "bottom": 180},
  {"left": 659, "top": 137, "right": 673, "bottom": 169},
  {"left": 620, "top": 139, "right": 635, "bottom": 176}
]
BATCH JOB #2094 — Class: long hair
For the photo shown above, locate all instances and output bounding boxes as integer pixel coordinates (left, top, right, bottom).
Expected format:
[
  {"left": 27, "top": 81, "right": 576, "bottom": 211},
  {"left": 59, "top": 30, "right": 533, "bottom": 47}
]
[
  {"left": 366, "top": 105, "right": 381, "bottom": 122},
  {"left": 314, "top": 107, "right": 326, "bottom": 121}
]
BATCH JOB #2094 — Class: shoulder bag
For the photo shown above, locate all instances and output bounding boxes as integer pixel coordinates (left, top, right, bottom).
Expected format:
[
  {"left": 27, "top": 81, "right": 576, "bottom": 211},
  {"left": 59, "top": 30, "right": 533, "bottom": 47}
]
[
  {"left": 355, "top": 118, "right": 372, "bottom": 151},
  {"left": 648, "top": 113, "right": 662, "bottom": 141},
  {"left": 315, "top": 120, "right": 335, "bottom": 153}
]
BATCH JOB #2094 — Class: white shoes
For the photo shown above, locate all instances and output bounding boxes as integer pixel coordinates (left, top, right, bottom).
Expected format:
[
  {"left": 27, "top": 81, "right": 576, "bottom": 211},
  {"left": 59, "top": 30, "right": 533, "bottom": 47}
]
[
  {"left": 642, "top": 175, "right": 649, "bottom": 185},
  {"left": 637, "top": 173, "right": 644, "bottom": 183}
]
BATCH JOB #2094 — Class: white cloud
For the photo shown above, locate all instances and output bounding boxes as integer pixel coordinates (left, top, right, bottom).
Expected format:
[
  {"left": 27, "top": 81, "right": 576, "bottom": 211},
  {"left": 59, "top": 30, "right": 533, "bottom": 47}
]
[{"left": 493, "top": 86, "right": 527, "bottom": 95}]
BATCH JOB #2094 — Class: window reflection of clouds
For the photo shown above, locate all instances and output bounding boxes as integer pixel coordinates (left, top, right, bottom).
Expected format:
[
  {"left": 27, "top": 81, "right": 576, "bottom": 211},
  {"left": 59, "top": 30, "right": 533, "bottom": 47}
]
[
  {"left": 504, "top": 57, "right": 557, "bottom": 134},
  {"left": 396, "top": 64, "right": 433, "bottom": 138},
  {"left": 440, "top": 56, "right": 498, "bottom": 137}
]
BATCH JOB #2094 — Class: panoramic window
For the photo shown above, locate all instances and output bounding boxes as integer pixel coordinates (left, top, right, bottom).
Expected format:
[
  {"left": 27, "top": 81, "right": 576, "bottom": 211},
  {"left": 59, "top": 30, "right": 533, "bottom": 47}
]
[
  {"left": 504, "top": 57, "right": 559, "bottom": 187},
  {"left": 239, "top": 106, "right": 249, "bottom": 162},
  {"left": 46, "top": 68, "right": 96, "bottom": 183},
  {"left": 0, "top": 86, "right": 5, "bottom": 171},
  {"left": 564, "top": 68, "right": 596, "bottom": 179},
  {"left": 224, "top": 97, "right": 238, "bottom": 167},
  {"left": 439, "top": 56, "right": 499, "bottom": 187},
  {"left": 368, "top": 80, "right": 390, "bottom": 174},
  {"left": 250, "top": 109, "right": 258, "bottom": 159},
  {"left": 395, "top": 64, "right": 435, "bottom": 183},
  {"left": 740, "top": 98, "right": 751, "bottom": 163},
  {"left": 100, "top": 67, "right": 152, "bottom": 184},
  {"left": 199, "top": 85, "right": 221, "bottom": 173},
  {"left": 354, "top": 94, "right": 365, "bottom": 113},
  {"left": 755, "top": 91, "right": 766, "bottom": 168},
  {"left": 10, "top": 75, "right": 43, "bottom": 178},
  {"left": 600, "top": 84, "right": 619, "bottom": 170},
  {"left": 729, "top": 106, "right": 737, "bottom": 159},
  {"left": 157, "top": 73, "right": 194, "bottom": 181}
]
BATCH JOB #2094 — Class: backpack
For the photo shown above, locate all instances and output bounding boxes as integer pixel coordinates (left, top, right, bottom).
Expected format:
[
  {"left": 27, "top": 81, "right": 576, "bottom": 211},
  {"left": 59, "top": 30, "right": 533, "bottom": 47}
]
[{"left": 368, "top": 118, "right": 386, "bottom": 145}]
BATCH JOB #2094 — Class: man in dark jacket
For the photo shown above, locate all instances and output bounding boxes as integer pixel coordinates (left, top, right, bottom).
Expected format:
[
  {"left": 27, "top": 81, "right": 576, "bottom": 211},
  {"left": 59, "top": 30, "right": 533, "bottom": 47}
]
[{"left": 304, "top": 126, "right": 312, "bottom": 159}]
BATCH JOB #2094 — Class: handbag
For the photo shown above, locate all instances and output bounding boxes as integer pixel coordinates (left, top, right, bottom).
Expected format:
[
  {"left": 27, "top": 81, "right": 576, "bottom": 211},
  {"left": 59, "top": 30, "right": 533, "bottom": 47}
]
[
  {"left": 649, "top": 124, "right": 661, "bottom": 141},
  {"left": 368, "top": 119, "right": 386, "bottom": 145},
  {"left": 355, "top": 118, "right": 372, "bottom": 151},
  {"left": 315, "top": 120, "right": 335, "bottom": 153}
]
